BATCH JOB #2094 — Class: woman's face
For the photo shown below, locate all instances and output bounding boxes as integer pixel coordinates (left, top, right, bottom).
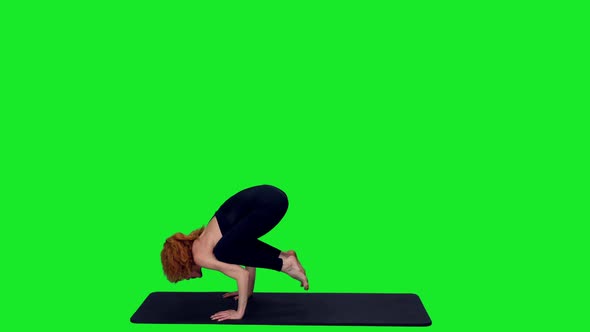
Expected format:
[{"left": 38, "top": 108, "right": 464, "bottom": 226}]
[{"left": 188, "top": 264, "right": 202, "bottom": 279}]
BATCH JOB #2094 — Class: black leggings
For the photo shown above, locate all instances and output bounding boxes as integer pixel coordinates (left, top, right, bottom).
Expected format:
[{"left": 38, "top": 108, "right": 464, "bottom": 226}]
[{"left": 212, "top": 184, "right": 289, "bottom": 272}]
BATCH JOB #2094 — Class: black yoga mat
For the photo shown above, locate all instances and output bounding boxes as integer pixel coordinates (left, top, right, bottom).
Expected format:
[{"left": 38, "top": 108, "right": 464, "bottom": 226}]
[{"left": 130, "top": 291, "right": 432, "bottom": 326}]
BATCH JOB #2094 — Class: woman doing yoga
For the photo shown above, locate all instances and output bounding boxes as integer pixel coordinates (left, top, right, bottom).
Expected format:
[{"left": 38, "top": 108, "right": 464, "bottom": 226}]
[{"left": 160, "top": 184, "right": 309, "bottom": 321}]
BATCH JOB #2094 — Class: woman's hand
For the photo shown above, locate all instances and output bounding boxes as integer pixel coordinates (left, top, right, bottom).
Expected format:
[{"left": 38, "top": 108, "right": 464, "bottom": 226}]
[
  {"left": 222, "top": 291, "right": 253, "bottom": 300},
  {"left": 210, "top": 309, "right": 243, "bottom": 322}
]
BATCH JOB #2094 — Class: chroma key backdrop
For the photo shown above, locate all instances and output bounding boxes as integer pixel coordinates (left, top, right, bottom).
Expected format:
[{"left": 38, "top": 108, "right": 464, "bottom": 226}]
[{"left": 1, "top": 1, "right": 586, "bottom": 332}]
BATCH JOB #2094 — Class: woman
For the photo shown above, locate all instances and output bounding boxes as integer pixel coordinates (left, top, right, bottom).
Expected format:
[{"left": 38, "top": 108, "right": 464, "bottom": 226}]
[{"left": 161, "top": 184, "right": 309, "bottom": 322}]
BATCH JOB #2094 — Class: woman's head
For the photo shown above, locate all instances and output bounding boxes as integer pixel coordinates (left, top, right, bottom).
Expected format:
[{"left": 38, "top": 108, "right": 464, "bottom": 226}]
[{"left": 161, "top": 227, "right": 205, "bottom": 283}]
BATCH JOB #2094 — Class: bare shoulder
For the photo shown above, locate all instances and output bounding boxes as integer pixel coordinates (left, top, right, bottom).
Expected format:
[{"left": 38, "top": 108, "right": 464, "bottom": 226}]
[
  {"left": 193, "top": 238, "right": 215, "bottom": 268},
  {"left": 192, "top": 215, "right": 223, "bottom": 264}
]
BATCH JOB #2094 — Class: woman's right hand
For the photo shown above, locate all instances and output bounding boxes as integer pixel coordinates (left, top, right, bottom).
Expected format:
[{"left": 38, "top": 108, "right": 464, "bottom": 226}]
[{"left": 222, "top": 291, "right": 252, "bottom": 300}]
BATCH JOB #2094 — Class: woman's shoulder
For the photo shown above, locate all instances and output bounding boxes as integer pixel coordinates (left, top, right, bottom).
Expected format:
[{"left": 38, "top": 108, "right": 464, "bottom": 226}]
[{"left": 193, "top": 240, "right": 214, "bottom": 266}]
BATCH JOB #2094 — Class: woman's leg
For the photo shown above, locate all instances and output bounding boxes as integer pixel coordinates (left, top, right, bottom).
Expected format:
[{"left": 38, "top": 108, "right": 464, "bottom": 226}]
[
  {"left": 231, "top": 239, "right": 284, "bottom": 271},
  {"left": 228, "top": 239, "right": 309, "bottom": 289},
  {"left": 213, "top": 203, "right": 288, "bottom": 271}
]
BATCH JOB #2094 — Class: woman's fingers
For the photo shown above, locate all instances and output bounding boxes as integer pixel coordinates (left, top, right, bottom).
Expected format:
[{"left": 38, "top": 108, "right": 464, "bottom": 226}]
[
  {"left": 222, "top": 291, "right": 239, "bottom": 298},
  {"left": 211, "top": 313, "right": 227, "bottom": 321},
  {"left": 212, "top": 311, "right": 226, "bottom": 318}
]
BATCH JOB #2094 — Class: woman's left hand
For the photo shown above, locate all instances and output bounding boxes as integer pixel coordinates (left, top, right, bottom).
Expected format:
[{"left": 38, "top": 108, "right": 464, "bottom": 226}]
[{"left": 210, "top": 309, "right": 243, "bottom": 322}]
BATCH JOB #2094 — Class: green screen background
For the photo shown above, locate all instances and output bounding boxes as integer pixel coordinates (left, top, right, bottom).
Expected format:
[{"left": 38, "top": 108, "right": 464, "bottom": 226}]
[{"left": 1, "top": 2, "right": 587, "bottom": 331}]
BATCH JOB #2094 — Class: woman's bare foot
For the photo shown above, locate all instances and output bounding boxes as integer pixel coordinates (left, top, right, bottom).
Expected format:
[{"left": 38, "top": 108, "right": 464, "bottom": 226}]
[
  {"left": 281, "top": 250, "right": 306, "bottom": 275},
  {"left": 281, "top": 256, "right": 309, "bottom": 290}
]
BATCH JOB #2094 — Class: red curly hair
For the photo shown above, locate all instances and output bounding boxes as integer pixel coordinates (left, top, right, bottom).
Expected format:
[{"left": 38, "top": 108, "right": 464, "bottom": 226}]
[{"left": 161, "top": 226, "right": 205, "bottom": 283}]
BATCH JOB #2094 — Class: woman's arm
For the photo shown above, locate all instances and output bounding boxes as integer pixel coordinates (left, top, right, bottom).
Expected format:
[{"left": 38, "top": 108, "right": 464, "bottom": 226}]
[
  {"left": 245, "top": 266, "right": 256, "bottom": 295},
  {"left": 199, "top": 254, "right": 250, "bottom": 317},
  {"left": 235, "top": 270, "right": 249, "bottom": 316}
]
